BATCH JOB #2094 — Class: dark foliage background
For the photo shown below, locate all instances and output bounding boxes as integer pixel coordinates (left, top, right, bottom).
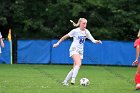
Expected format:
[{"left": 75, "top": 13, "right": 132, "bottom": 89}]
[{"left": 0, "top": 0, "right": 140, "bottom": 41}]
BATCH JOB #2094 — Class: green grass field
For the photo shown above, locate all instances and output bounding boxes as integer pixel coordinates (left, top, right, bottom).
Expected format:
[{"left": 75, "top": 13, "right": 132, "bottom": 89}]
[{"left": 0, "top": 64, "right": 139, "bottom": 93}]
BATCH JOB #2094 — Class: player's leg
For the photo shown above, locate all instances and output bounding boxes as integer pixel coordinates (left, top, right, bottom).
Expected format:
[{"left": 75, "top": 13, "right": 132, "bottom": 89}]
[
  {"left": 71, "top": 54, "right": 82, "bottom": 85},
  {"left": 62, "top": 52, "right": 78, "bottom": 86},
  {"left": 135, "top": 64, "right": 140, "bottom": 90},
  {"left": 62, "top": 68, "right": 73, "bottom": 86},
  {"left": 62, "top": 59, "right": 78, "bottom": 85}
]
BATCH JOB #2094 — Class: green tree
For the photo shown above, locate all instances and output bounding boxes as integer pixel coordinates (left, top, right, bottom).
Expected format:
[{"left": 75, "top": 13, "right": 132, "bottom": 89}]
[{"left": 0, "top": 0, "right": 139, "bottom": 40}]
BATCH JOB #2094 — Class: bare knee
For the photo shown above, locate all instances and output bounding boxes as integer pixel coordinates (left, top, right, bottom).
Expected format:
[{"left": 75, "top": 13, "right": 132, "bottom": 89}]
[
  {"left": 73, "top": 63, "right": 81, "bottom": 68},
  {"left": 75, "top": 61, "right": 81, "bottom": 67},
  {"left": 136, "top": 70, "right": 140, "bottom": 74},
  {"left": 72, "top": 54, "right": 82, "bottom": 67},
  {"left": 136, "top": 64, "right": 140, "bottom": 74}
]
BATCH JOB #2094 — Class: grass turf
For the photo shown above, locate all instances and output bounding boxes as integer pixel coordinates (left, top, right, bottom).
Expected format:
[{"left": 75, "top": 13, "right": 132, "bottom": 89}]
[{"left": 0, "top": 64, "right": 139, "bottom": 93}]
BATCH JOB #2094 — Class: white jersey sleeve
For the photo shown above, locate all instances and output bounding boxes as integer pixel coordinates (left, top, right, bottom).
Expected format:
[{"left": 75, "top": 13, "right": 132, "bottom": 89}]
[
  {"left": 68, "top": 29, "right": 75, "bottom": 37},
  {"left": 0, "top": 32, "right": 2, "bottom": 38},
  {"left": 86, "top": 30, "right": 96, "bottom": 43}
]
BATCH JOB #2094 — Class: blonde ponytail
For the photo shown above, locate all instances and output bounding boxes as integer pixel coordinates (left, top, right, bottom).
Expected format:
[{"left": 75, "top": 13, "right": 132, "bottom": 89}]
[
  {"left": 137, "top": 29, "right": 140, "bottom": 38},
  {"left": 70, "top": 18, "right": 83, "bottom": 27}
]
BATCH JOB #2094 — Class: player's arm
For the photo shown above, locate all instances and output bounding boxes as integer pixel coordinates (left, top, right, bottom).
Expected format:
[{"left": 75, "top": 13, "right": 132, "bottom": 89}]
[
  {"left": 53, "top": 34, "right": 70, "bottom": 48},
  {"left": 0, "top": 38, "right": 4, "bottom": 48},
  {"left": 86, "top": 31, "right": 102, "bottom": 44}
]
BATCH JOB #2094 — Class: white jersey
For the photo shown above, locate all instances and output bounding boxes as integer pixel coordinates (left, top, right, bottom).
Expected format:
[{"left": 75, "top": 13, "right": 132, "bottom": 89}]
[
  {"left": 68, "top": 27, "right": 96, "bottom": 50},
  {"left": 0, "top": 32, "right": 2, "bottom": 53},
  {"left": 68, "top": 27, "right": 96, "bottom": 58},
  {"left": 0, "top": 32, "right": 2, "bottom": 38}
]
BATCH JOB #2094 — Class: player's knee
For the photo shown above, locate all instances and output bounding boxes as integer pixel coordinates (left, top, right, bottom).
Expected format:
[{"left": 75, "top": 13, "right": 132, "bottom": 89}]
[
  {"left": 75, "top": 65, "right": 80, "bottom": 70},
  {"left": 136, "top": 65, "right": 140, "bottom": 74},
  {"left": 76, "top": 63, "right": 81, "bottom": 67},
  {"left": 136, "top": 69, "right": 140, "bottom": 74},
  {"left": 137, "top": 71, "right": 140, "bottom": 74},
  {"left": 74, "top": 61, "right": 81, "bottom": 66}
]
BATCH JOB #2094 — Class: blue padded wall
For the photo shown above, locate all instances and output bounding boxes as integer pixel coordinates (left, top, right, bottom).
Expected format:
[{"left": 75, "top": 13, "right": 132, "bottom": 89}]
[
  {"left": 17, "top": 40, "right": 135, "bottom": 66},
  {"left": 17, "top": 40, "right": 51, "bottom": 64},
  {"left": 0, "top": 40, "right": 10, "bottom": 64}
]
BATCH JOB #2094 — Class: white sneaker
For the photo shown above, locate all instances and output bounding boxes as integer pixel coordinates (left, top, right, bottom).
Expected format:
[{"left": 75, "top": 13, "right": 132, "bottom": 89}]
[
  {"left": 71, "top": 78, "right": 75, "bottom": 85},
  {"left": 62, "top": 81, "right": 69, "bottom": 86}
]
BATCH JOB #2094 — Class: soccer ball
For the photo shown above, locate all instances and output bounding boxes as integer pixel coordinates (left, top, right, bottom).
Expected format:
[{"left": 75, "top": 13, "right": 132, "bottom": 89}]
[
  {"left": 136, "top": 84, "right": 140, "bottom": 90},
  {"left": 80, "top": 78, "right": 90, "bottom": 86}
]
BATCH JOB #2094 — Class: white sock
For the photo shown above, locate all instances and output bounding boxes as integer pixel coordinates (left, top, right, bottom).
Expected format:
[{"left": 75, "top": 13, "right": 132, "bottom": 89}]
[
  {"left": 64, "top": 69, "right": 73, "bottom": 82},
  {"left": 72, "top": 66, "right": 80, "bottom": 79}
]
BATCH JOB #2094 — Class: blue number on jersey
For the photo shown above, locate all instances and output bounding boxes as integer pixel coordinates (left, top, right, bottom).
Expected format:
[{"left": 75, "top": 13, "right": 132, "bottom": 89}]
[{"left": 78, "top": 36, "right": 86, "bottom": 44}]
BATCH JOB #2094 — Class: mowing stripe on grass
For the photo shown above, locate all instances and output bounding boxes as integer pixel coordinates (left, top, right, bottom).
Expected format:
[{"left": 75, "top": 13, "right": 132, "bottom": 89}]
[
  {"left": 103, "top": 66, "right": 134, "bottom": 86},
  {"left": 31, "top": 65, "right": 62, "bottom": 83}
]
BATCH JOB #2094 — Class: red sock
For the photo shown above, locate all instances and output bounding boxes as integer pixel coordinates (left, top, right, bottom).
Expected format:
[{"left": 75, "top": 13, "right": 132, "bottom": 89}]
[{"left": 135, "top": 73, "right": 140, "bottom": 84}]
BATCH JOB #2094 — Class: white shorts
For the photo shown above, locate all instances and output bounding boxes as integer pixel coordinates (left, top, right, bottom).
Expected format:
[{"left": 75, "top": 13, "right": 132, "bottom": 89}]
[
  {"left": 0, "top": 48, "right": 1, "bottom": 54},
  {"left": 69, "top": 47, "right": 83, "bottom": 59}
]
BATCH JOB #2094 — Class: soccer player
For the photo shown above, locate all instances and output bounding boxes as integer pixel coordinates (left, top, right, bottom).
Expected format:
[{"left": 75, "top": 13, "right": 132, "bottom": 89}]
[
  {"left": 133, "top": 29, "right": 140, "bottom": 90},
  {"left": 0, "top": 32, "right": 4, "bottom": 55},
  {"left": 53, "top": 18, "right": 102, "bottom": 86}
]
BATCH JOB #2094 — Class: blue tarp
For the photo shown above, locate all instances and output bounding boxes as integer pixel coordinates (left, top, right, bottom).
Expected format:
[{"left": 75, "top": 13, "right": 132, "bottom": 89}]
[
  {"left": 17, "top": 40, "right": 51, "bottom": 64},
  {"left": 0, "top": 40, "right": 10, "bottom": 64},
  {"left": 51, "top": 40, "right": 73, "bottom": 64},
  {"left": 83, "top": 41, "right": 135, "bottom": 65},
  {"left": 17, "top": 40, "right": 136, "bottom": 66}
]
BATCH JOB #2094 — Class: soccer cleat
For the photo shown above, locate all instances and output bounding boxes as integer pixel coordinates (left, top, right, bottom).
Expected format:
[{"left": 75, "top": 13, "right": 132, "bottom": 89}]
[
  {"left": 62, "top": 81, "right": 69, "bottom": 86},
  {"left": 71, "top": 79, "right": 75, "bottom": 85}
]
